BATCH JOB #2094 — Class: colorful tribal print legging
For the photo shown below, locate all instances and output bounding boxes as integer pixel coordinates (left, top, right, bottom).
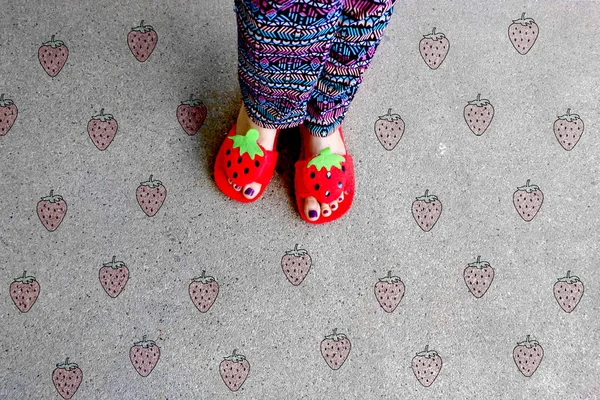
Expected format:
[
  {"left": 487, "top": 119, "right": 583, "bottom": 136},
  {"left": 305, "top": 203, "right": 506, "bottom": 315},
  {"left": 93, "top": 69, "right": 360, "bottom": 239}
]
[{"left": 234, "top": 0, "right": 398, "bottom": 137}]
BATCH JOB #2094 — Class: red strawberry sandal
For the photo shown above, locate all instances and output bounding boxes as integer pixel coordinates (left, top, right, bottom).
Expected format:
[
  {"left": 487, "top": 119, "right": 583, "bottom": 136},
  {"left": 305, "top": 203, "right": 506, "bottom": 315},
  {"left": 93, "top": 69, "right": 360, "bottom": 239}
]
[
  {"left": 214, "top": 123, "right": 279, "bottom": 203},
  {"left": 294, "top": 126, "right": 355, "bottom": 224}
]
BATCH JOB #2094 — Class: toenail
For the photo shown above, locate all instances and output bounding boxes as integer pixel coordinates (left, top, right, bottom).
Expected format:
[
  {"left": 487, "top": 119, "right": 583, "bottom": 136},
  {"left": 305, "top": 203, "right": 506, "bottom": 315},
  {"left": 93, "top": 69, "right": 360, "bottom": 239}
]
[
  {"left": 244, "top": 187, "right": 254, "bottom": 196},
  {"left": 331, "top": 204, "right": 337, "bottom": 210},
  {"left": 234, "top": 185, "right": 240, "bottom": 190},
  {"left": 338, "top": 197, "right": 343, "bottom": 201},
  {"left": 323, "top": 209, "right": 329, "bottom": 215},
  {"left": 309, "top": 210, "right": 318, "bottom": 219}
]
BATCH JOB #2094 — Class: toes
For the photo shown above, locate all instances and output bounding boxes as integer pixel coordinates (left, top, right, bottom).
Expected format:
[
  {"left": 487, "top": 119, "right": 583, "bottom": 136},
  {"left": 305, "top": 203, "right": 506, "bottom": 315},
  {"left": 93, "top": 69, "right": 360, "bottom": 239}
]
[
  {"left": 321, "top": 203, "right": 331, "bottom": 217},
  {"left": 304, "top": 197, "right": 320, "bottom": 221},
  {"left": 330, "top": 200, "right": 339, "bottom": 211},
  {"left": 337, "top": 192, "right": 344, "bottom": 203},
  {"left": 242, "top": 183, "right": 261, "bottom": 199}
]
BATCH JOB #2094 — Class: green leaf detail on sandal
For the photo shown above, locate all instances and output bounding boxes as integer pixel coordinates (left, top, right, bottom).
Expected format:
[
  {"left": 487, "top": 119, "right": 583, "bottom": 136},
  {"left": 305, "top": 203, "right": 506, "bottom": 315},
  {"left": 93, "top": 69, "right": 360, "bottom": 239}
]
[
  {"left": 307, "top": 147, "right": 345, "bottom": 171},
  {"left": 229, "top": 128, "right": 264, "bottom": 160}
]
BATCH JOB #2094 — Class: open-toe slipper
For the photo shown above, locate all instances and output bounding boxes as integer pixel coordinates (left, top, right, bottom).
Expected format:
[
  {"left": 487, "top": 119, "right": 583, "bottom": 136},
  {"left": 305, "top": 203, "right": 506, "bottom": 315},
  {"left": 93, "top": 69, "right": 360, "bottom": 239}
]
[
  {"left": 294, "top": 125, "right": 354, "bottom": 224},
  {"left": 214, "top": 123, "right": 279, "bottom": 203}
]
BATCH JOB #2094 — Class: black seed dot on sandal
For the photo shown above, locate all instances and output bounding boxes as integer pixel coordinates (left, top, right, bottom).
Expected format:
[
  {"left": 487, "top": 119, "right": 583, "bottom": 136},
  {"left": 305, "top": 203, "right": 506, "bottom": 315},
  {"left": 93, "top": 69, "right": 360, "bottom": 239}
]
[
  {"left": 325, "top": 190, "right": 330, "bottom": 197},
  {"left": 315, "top": 184, "right": 320, "bottom": 190},
  {"left": 326, "top": 171, "right": 331, "bottom": 178},
  {"left": 226, "top": 161, "right": 231, "bottom": 168},
  {"left": 243, "top": 168, "right": 249, "bottom": 174},
  {"left": 225, "top": 149, "right": 230, "bottom": 155},
  {"left": 341, "top": 165, "right": 346, "bottom": 172},
  {"left": 337, "top": 182, "right": 342, "bottom": 189},
  {"left": 233, "top": 172, "right": 238, "bottom": 178},
  {"left": 255, "top": 160, "right": 260, "bottom": 167},
  {"left": 310, "top": 172, "right": 316, "bottom": 179},
  {"left": 237, "top": 157, "right": 242, "bottom": 164}
]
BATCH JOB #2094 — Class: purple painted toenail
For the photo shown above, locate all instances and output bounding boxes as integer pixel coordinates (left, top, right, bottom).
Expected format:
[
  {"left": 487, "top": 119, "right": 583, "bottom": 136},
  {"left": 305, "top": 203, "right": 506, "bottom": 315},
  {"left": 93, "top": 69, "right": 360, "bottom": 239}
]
[
  {"left": 331, "top": 204, "right": 337, "bottom": 210},
  {"left": 323, "top": 210, "right": 329, "bottom": 215},
  {"left": 309, "top": 210, "right": 318, "bottom": 218},
  {"left": 244, "top": 188, "right": 254, "bottom": 196}
]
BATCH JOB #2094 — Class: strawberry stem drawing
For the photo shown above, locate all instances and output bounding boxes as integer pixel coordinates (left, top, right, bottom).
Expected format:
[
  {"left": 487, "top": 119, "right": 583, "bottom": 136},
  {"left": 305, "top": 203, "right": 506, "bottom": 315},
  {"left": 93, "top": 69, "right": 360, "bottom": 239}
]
[
  {"left": 219, "top": 349, "right": 250, "bottom": 391},
  {"left": 553, "top": 270, "right": 584, "bottom": 313},
  {"left": 412, "top": 345, "right": 443, "bottom": 387},
  {"left": 374, "top": 270, "right": 405, "bottom": 313},
  {"left": 513, "top": 335, "right": 543, "bottom": 377},
  {"left": 177, "top": 95, "right": 207, "bottom": 136},
  {"left": 508, "top": 12, "right": 539, "bottom": 55},
  {"left": 10, "top": 271, "right": 40, "bottom": 313},
  {"left": 554, "top": 108, "right": 584, "bottom": 151},
  {"left": 39, "top": 35, "right": 69, "bottom": 77},
  {"left": 464, "top": 94, "right": 494, "bottom": 136},
  {"left": 0, "top": 93, "right": 18, "bottom": 136},
  {"left": 412, "top": 189, "right": 442, "bottom": 232},
  {"left": 37, "top": 189, "right": 67, "bottom": 231},
  {"left": 513, "top": 179, "right": 543, "bottom": 222},
  {"left": 320, "top": 328, "right": 351, "bottom": 370},
  {"left": 88, "top": 108, "right": 118, "bottom": 150},
  {"left": 128, "top": 21, "right": 158, "bottom": 62},
  {"left": 374, "top": 108, "right": 405, "bottom": 150},
  {"left": 281, "top": 244, "right": 312, "bottom": 286},
  {"left": 99, "top": 256, "right": 129, "bottom": 298},
  {"left": 463, "top": 256, "right": 495, "bottom": 298},
  {"left": 189, "top": 270, "right": 219, "bottom": 312},
  {"left": 52, "top": 357, "right": 82, "bottom": 399},
  {"left": 419, "top": 27, "right": 449, "bottom": 69},
  {"left": 130, "top": 335, "right": 161, "bottom": 377},
  {"left": 136, "top": 175, "right": 167, "bottom": 217}
]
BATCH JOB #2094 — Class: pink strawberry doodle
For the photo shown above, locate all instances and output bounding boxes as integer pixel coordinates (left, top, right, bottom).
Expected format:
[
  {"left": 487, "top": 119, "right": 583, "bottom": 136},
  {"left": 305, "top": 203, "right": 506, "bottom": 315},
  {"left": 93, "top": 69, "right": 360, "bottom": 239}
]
[
  {"left": 320, "top": 328, "right": 351, "bottom": 370},
  {"left": 177, "top": 95, "right": 207, "bottom": 136},
  {"left": 508, "top": 13, "right": 539, "bottom": 55},
  {"left": 412, "top": 345, "right": 443, "bottom": 387},
  {"left": 419, "top": 27, "right": 449, "bottom": 70},
  {"left": 130, "top": 335, "right": 161, "bottom": 377},
  {"left": 136, "top": 175, "right": 167, "bottom": 217},
  {"left": 88, "top": 109, "right": 118, "bottom": 150},
  {"left": 554, "top": 108, "right": 584, "bottom": 151},
  {"left": 374, "top": 271, "right": 405, "bottom": 313},
  {"left": 52, "top": 358, "right": 82, "bottom": 399},
  {"left": 99, "top": 256, "right": 129, "bottom": 298},
  {"left": 39, "top": 35, "right": 69, "bottom": 77},
  {"left": 463, "top": 256, "right": 495, "bottom": 298},
  {"left": 128, "top": 21, "right": 158, "bottom": 62},
  {"left": 0, "top": 93, "right": 18, "bottom": 136},
  {"left": 220, "top": 349, "right": 250, "bottom": 392},
  {"left": 37, "top": 189, "right": 67, "bottom": 231},
  {"left": 189, "top": 270, "right": 219, "bottom": 313},
  {"left": 513, "top": 179, "right": 543, "bottom": 222},
  {"left": 464, "top": 94, "right": 494, "bottom": 136},
  {"left": 553, "top": 270, "right": 584, "bottom": 313},
  {"left": 513, "top": 335, "right": 543, "bottom": 377},
  {"left": 281, "top": 244, "right": 312, "bottom": 286},
  {"left": 374, "top": 108, "right": 405, "bottom": 151},
  {"left": 412, "top": 189, "right": 442, "bottom": 232},
  {"left": 10, "top": 271, "right": 40, "bottom": 313}
]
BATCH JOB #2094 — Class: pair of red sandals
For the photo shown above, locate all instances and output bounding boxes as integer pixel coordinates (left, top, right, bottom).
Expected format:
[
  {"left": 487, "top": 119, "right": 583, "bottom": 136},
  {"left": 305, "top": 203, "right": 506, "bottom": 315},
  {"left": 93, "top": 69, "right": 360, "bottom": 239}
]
[{"left": 214, "top": 122, "right": 354, "bottom": 224}]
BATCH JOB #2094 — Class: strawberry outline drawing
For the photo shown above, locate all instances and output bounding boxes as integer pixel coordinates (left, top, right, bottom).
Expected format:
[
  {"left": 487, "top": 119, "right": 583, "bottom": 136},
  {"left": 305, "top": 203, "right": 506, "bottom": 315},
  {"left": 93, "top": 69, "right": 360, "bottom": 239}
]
[
  {"left": 463, "top": 256, "right": 495, "bottom": 298},
  {"left": 136, "top": 175, "right": 167, "bottom": 217},
  {"left": 37, "top": 189, "right": 67, "bottom": 231},
  {"left": 554, "top": 108, "right": 584, "bottom": 151},
  {"left": 10, "top": 271, "right": 40, "bottom": 313},
  {"left": 219, "top": 349, "right": 250, "bottom": 392},
  {"left": 52, "top": 357, "right": 82, "bottom": 399},
  {"left": 87, "top": 108, "right": 118, "bottom": 150},
  {"left": 513, "top": 179, "right": 543, "bottom": 222},
  {"left": 412, "top": 189, "right": 442, "bottom": 232},
  {"left": 189, "top": 270, "right": 219, "bottom": 313},
  {"left": 513, "top": 335, "right": 543, "bottom": 377},
  {"left": 553, "top": 270, "right": 584, "bottom": 313},
  {"left": 128, "top": 20, "right": 158, "bottom": 62},
  {"left": 281, "top": 244, "right": 312, "bottom": 286},
  {"left": 320, "top": 328, "right": 351, "bottom": 370},
  {"left": 374, "top": 270, "right": 405, "bottom": 313},
  {"left": 374, "top": 108, "right": 405, "bottom": 151},
  {"left": 177, "top": 95, "right": 207, "bottom": 136},
  {"left": 99, "top": 256, "right": 129, "bottom": 298},
  {"left": 419, "top": 27, "right": 449, "bottom": 70},
  {"left": 0, "top": 93, "right": 18, "bottom": 136},
  {"left": 464, "top": 94, "right": 494, "bottom": 136},
  {"left": 508, "top": 13, "right": 539, "bottom": 55},
  {"left": 412, "top": 344, "right": 443, "bottom": 387},
  {"left": 38, "top": 35, "right": 69, "bottom": 77},
  {"left": 130, "top": 335, "right": 161, "bottom": 377}
]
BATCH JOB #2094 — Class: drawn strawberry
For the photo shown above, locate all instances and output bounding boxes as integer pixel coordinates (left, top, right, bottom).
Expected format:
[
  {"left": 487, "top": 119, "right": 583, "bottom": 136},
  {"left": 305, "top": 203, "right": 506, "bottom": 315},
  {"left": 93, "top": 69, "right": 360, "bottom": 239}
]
[
  {"left": 464, "top": 94, "right": 494, "bottom": 136},
  {"left": 419, "top": 27, "right": 449, "bottom": 69},
  {"left": 10, "top": 271, "right": 40, "bottom": 313},
  {"left": 98, "top": 256, "right": 129, "bottom": 298},
  {"left": 177, "top": 95, "right": 207, "bottom": 136},
  {"left": 302, "top": 147, "right": 348, "bottom": 205},
  {"left": 554, "top": 108, "right": 584, "bottom": 151},
  {"left": 38, "top": 35, "right": 68, "bottom": 77},
  {"left": 513, "top": 179, "right": 543, "bottom": 222},
  {"left": 128, "top": 21, "right": 158, "bottom": 62},
  {"left": 130, "top": 335, "right": 161, "bottom": 377},
  {"left": 219, "top": 349, "right": 250, "bottom": 392},
  {"left": 508, "top": 13, "right": 539, "bottom": 55},
  {"left": 412, "top": 189, "right": 442, "bottom": 232},
  {"left": 136, "top": 175, "right": 167, "bottom": 217},
  {"left": 553, "top": 270, "right": 584, "bottom": 313},
  {"left": 189, "top": 270, "right": 219, "bottom": 312},
  {"left": 281, "top": 244, "right": 312, "bottom": 286},
  {"left": 374, "top": 108, "right": 405, "bottom": 151},
  {"left": 320, "top": 328, "right": 351, "bottom": 370},
  {"left": 412, "top": 345, "right": 442, "bottom": 387},
  {"left": 0, "top": 94, "right": 18, "bottom": 136},
  {"left": 513, "top": 335, "right": 543, "bottom": 377},
  {"left": 374, "top": 271, "right": 405, "bottom": 313},
  {"left": 463, "top": 256, "right": 495, "bottom": 298},
  {"left": 87, "top": 109, "right": 118, "bottom": 150},
  {"left": 52, "top": 358, "right": 82, "bottom": 399},
  {"left": 37, "top": 189, "right": 67, "bottom": 231}
]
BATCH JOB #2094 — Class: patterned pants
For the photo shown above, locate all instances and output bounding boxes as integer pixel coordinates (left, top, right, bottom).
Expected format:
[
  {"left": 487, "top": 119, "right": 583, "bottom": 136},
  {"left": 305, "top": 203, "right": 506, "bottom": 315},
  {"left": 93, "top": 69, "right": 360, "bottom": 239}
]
[{"left": 234, "top": 0, "right": 398, "bottom": 137}]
